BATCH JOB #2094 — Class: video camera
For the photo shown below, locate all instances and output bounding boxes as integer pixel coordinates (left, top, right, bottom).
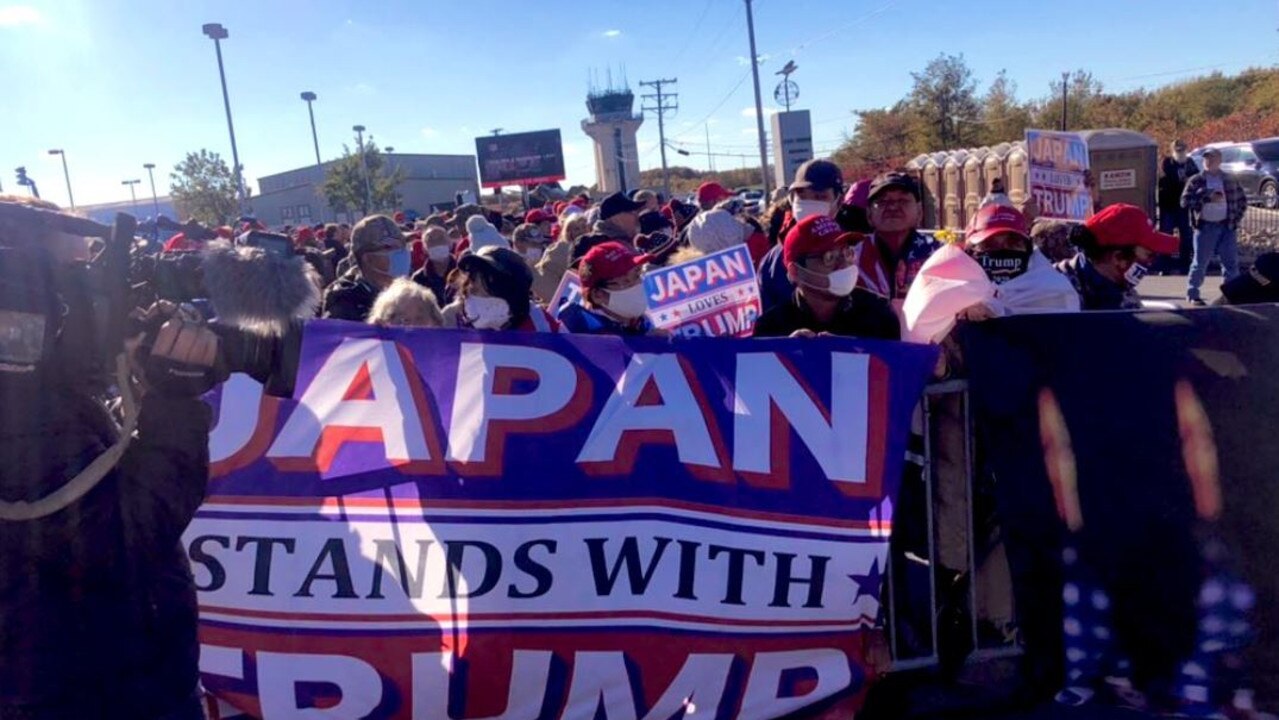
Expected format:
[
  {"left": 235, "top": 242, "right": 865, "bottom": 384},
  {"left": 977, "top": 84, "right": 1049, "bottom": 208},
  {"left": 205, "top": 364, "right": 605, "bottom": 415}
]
[{"left": 0, "top": 203, "right": 311, "bottom": 397}]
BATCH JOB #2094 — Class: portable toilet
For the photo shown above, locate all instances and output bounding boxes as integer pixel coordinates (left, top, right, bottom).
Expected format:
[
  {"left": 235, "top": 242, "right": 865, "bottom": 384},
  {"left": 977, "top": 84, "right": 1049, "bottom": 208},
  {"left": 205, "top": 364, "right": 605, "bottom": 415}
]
[{"left": 1079, "top": 129, "right": 1158, "bottom": 218}]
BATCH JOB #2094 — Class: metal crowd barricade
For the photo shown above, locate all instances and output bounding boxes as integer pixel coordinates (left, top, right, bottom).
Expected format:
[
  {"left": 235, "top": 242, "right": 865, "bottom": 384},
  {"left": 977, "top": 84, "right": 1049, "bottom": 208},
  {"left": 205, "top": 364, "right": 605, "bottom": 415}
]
[{"left": 886, "top": 379, "right": 1024, "bottom": 672}]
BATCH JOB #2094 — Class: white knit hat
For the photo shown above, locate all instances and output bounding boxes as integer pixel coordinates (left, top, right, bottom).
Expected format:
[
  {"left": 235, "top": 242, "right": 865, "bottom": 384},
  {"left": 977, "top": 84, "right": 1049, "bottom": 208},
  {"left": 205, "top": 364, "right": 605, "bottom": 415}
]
[
  {"left": 466, "top": 214, "right": 509, "bottom": 252},
  {"left": 687, "top": 209, "right": 746, "bottom": 254}
]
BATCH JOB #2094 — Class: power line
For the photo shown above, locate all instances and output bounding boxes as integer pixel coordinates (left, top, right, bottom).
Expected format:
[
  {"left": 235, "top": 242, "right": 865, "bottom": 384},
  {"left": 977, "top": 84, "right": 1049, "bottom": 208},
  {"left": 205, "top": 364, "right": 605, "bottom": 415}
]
[
  {"left": 640, "top": 78, "right": 679, "bottom": 198},
  {"left": 670, "top": 0, "right": 716, "bottom": 65},
  {"left": 670, "top": 69, "right": 752, "bottom": 140},
  {"left": 769, "top": 1, "right": 901, "bottom": 58}
]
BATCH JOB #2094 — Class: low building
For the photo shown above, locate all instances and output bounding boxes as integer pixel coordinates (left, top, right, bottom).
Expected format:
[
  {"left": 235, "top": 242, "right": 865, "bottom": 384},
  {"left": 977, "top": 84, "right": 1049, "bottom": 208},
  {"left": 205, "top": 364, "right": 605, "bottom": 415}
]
[
  {"left": 76, "top": 196, "right": 181, "bottom": 226},
  {"left": 252, "top": 153, "right": 480, "bottom": 226}
]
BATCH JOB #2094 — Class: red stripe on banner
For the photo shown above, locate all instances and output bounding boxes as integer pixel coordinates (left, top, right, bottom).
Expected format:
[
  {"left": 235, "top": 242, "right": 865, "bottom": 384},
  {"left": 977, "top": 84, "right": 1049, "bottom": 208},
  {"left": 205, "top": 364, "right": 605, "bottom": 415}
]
[
  {"left": 201, "top": 604, "right": 879, "bottom": 628},
  {"left": 202, "top": 495, "right": 893, "bottom": 531}
]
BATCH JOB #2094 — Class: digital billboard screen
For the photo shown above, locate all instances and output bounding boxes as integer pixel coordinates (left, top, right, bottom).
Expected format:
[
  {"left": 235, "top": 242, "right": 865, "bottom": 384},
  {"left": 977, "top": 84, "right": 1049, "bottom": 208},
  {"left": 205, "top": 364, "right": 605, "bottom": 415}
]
[{"left": 475, "top": 129, "right": 566, "bottom": 189}]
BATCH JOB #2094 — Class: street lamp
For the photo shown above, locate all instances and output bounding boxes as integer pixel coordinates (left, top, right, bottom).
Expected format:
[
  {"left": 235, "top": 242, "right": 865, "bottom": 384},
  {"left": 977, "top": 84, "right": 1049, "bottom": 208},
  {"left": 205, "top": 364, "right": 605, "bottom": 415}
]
[
  {"left": 353, "top": 124, "right": 372, "bottom": 215},
  {"left": 202, "top": 22, "right": 246, "bottom": 213},
  {"left": 122, "top": 179, "right": 141, "bottom": 216},
  {"left": 46, "top": 149, "right": 74, "bottom": 210},
  {"left": 142, "top": 163, "right": 161, "bottom": 221},
  {"left": 300, "top": 91, "right": 321, "bottom": 166}
]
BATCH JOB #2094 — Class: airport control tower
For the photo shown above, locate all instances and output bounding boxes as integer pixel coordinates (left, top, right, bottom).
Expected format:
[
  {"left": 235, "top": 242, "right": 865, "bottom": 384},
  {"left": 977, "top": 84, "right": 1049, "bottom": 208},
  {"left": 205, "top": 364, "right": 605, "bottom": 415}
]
[{"left": 582, "top": 80, "right": 643, "bottom": 194}]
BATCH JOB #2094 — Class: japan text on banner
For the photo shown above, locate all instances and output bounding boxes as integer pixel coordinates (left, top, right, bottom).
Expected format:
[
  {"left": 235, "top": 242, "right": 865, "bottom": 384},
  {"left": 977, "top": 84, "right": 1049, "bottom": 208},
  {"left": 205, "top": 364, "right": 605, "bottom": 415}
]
[
  {"left": 549, "top": 270, "right": 581, "bottom": 319},
  {"left": 643, "top": 244, "right": 762, "bottom": 338},
  {"left": 1025, "top": 129, "right": 1092, "bottom": 221},
  {"left": 191, "top": 322, "right": 938, "bottom": 720}
]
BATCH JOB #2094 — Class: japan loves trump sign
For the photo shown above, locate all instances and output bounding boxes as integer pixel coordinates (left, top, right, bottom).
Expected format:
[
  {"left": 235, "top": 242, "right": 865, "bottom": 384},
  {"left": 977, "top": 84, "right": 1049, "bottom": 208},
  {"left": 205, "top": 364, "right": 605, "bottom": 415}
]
[{"left": 189, "top": 322, "right": 937, "bottom": 719}]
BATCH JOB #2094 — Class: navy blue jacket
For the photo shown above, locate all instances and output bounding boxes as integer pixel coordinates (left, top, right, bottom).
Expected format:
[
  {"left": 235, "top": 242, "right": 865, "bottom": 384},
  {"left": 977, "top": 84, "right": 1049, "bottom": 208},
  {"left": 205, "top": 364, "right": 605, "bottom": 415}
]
[{"left": 559, "top": 302, "right": 652, "bottom": 335}]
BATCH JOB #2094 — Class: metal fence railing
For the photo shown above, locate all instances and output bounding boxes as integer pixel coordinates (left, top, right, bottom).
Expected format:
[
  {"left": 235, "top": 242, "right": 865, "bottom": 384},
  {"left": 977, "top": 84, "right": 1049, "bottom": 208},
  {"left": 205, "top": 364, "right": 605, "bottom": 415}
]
[
  {"left": 887, "top": 381, "right": 1023, "bottom": 672},
  {"left": 1241, "top": 206, "right": 1279, "bottom": 237}
]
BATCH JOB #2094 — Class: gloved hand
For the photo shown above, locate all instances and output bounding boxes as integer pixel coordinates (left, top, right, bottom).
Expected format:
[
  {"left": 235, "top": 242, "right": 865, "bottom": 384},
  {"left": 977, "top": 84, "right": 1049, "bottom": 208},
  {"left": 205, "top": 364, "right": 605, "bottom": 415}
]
[{"left": 128, "top": 302, "right": 225, "bottom": 397}]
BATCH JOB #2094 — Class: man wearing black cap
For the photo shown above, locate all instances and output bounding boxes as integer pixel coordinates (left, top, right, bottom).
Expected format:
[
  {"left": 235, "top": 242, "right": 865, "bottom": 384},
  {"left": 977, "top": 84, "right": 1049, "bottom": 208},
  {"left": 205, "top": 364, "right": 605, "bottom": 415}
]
[
  {"left": 860, "top": 172, "right": 942, "bottom": 302},
  {"left": 757, "top": 159, "right": 846, "bottom": 313},
  {"left": 593, "top": 192, "right": 646, "bottom": 243}
]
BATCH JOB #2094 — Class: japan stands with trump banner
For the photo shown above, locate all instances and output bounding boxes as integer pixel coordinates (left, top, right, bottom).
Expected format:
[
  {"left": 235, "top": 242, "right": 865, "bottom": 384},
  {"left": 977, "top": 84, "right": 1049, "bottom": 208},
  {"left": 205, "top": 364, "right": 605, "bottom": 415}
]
[{"left": 190, "top": 322, "right": 938, "bottom": 719}]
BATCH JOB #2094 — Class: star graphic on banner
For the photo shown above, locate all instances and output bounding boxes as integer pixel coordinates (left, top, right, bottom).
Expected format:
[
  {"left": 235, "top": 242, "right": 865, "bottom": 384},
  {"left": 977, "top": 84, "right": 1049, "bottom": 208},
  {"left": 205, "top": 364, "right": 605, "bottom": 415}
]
[
  {"left": 848, "top": 558, "right": 883, "bottom": 606},
  {"left": 658, "top": 312, "right": 668, "bottom": 322},
  {"left": 672, "top": 309, "right": 682, "bottom": 319}
]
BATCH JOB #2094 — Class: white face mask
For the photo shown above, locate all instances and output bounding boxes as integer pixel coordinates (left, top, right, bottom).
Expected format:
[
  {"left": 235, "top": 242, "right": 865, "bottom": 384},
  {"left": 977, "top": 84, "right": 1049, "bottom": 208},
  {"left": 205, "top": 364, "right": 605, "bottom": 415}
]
[
  {"left": 792, "top": 198, "right": 833, "bottom": 222},
  {"left": 464, "top": 295, "right": 511, "bottom": 329},
  {"left": 603, "top": 283, "right": 649, "bottom": 319},
  {"left": 523, "top": 247, "right": 544, "bottom": 264},
  {"left": 798, "top": 264, "right": 859, "bottom": 299},
  {"left": 1124, "top": 262, "right": 1149, "bottom": 289},
  {"left": 428, "top": 245, "right": 451, "bottom": 262}
]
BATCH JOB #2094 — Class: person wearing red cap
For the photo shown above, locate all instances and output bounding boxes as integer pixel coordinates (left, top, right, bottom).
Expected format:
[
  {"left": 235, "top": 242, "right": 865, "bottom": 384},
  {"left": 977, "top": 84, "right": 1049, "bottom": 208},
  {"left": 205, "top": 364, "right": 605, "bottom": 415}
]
[
  {"left": 752, "top": 216, "right": 899, "bottom": 340},
  {"left": 558, "top": 241, "right": 658, "bottom": 336},
  {"left": 695, "top": 182, "right": 734, "bottom": 212},
  {"left": 525, "top": 209, "right": 556, "bottom": 240},
  {"left": 1054, "top": 203, "right": 1178, "bottom": 311}
]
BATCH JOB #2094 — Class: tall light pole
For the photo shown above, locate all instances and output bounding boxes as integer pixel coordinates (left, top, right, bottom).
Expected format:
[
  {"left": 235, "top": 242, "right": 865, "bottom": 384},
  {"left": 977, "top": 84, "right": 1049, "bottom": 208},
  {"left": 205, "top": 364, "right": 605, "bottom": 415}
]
[
  {"left": 122, "top": 179, "right": 141, "bottom": 216},
  {"left": 743, "top": 0, "right": 772, "bottom": 197},
  {"left": 202, "top": 22, "right": 246, "bottom": 213},
  {"left": 353, "top": 124, "right": 372, "bottom": 215},
  {"left": 46, "top": 149, "right": 74, "bottom": 210},
  {"left": 142, "top": 163, "right": 161, "bottom": 220},
  {"left": 300, "top": 91, "right": 322, "bottom": 166},
  {"left": 300, "top": 91, "right": 326, "bottom": 220}
]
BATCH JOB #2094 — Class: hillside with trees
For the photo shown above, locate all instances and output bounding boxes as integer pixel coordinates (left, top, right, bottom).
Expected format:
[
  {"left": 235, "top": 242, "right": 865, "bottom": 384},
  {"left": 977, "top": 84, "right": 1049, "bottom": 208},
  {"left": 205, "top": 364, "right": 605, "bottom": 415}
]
[
  {"left": 830, "top": 56, "right": 1279, "bottom": 179},
  {"left": 629, "top": 60, "right": 1279, "bottom": 193}
]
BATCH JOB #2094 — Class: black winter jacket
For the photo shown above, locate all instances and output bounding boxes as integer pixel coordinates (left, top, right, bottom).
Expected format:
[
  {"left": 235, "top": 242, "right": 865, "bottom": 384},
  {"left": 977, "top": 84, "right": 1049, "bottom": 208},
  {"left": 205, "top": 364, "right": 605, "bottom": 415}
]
[
  {"left": 322, "top": 266, "right": 378, "bottom": 322},
  {"left": 0, "top": 390, "right": 211, "bottom": 719}
]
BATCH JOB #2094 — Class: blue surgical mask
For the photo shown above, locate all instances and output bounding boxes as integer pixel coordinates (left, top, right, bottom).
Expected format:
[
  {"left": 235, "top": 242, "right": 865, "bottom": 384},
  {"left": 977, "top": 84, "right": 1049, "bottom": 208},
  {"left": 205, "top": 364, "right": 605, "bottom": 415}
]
[{"left": 387, "top": 248, "right": 411, "bottom": 278}]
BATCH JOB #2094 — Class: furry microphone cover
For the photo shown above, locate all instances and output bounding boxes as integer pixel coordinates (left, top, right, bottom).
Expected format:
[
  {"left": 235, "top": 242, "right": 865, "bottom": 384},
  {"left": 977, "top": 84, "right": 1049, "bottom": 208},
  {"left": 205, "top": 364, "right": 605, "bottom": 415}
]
[{"left": 201, "top": 242, "right": 321, "bottom": 335}]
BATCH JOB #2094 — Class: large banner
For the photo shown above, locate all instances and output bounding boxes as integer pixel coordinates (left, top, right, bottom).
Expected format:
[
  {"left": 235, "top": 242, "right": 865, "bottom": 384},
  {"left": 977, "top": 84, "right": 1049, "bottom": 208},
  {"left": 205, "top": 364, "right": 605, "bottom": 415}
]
[
  {"left": 963, "top": 308, "right": 1279, "bottom": 712},
  {"left": 191, "top": 323, "right": 938, "bottom": 719},
  {"left": 1025, "top": 129, "right": 1091, "bottom": 221}
]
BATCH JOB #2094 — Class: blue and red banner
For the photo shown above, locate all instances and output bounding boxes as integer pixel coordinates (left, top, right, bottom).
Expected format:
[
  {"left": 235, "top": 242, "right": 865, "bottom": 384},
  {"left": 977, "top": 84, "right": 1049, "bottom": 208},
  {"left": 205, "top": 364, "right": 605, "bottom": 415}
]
[{"left": 190, "top": 322, "right": 937, "bottom": 719}]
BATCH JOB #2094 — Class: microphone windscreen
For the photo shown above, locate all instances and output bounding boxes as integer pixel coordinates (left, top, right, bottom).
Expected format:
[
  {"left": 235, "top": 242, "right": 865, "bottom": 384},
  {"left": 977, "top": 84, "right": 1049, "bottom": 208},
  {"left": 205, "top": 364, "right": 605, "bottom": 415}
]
[{"left": 201, "top": 242, "right": 320, "bottom": 335}]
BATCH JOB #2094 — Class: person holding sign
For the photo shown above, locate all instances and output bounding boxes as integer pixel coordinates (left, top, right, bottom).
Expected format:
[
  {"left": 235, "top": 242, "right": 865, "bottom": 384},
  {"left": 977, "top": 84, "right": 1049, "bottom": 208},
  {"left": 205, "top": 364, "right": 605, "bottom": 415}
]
[
  {"left": 558, "top": 241, "right": 658, "bottom": 336},
  {"left": 752, "top": 215, "right": 900, "bottom": 340}
]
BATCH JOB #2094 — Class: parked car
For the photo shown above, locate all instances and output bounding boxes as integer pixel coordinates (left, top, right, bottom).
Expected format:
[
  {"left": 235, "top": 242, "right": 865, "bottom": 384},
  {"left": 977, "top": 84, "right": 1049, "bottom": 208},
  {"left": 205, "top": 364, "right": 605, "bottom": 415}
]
[{"left": 1190, "top": 138, "right": 1279, "bottom": 209}]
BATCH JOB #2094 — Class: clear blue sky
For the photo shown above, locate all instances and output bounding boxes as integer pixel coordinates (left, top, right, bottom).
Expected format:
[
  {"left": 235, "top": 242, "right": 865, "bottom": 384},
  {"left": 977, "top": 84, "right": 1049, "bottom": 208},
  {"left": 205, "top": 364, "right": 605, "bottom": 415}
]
[{"left": 2, "top": 0, "right": 1277, "bottom": 209}]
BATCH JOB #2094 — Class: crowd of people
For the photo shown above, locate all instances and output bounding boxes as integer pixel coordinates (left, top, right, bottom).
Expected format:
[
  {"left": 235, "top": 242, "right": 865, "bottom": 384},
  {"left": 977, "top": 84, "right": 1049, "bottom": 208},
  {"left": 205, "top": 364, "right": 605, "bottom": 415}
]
[
  {"left": 2, "top": 149, "right": 1276, "bottom": 720},
  {"left": 166, "top": 156, "right": 1272, "bottom": 348}
]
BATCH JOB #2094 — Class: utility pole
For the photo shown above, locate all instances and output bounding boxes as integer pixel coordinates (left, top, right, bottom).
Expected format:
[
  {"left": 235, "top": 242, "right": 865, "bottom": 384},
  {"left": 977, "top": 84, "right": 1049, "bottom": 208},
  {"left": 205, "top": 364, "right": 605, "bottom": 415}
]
[
  {"left": 640, "top": 78, "right": 679, "bottom": 199},
  {"left": 743, "top": 0, "right": 771, "bottom": 197},
  {"left": 706, "top": 123, "right": 715, "bottom": 173},
  {"left": 1060, "top": 72, "right": 1069, "bottom": 132}
]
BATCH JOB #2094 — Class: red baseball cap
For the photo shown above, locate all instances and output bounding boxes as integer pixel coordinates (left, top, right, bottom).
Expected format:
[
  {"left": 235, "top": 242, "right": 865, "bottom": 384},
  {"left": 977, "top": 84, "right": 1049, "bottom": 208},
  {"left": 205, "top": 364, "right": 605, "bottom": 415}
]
[
  {"left": 394, "top": 212, "right": 406, "bottom": 224},
  {"left": 965, "top": 204, "right": 1030, "bottom": 246},
  {"left": 579, "top": 241, "right": 650, "bottom": 291},
  {"left": 696, "top": 182, "right": 733, "bottom": 207},
  {"left": 553, "top": 201, "right": 568, "bottom": 216},
  {"left": 784, "top": 215, "right": 857, "bottom": 266},
  {"left": 1085, "top": 204, "right": 1178, "bottom": 254},
  {"left": 526, "top": 209, "right": 554, "bottom": 224}
]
